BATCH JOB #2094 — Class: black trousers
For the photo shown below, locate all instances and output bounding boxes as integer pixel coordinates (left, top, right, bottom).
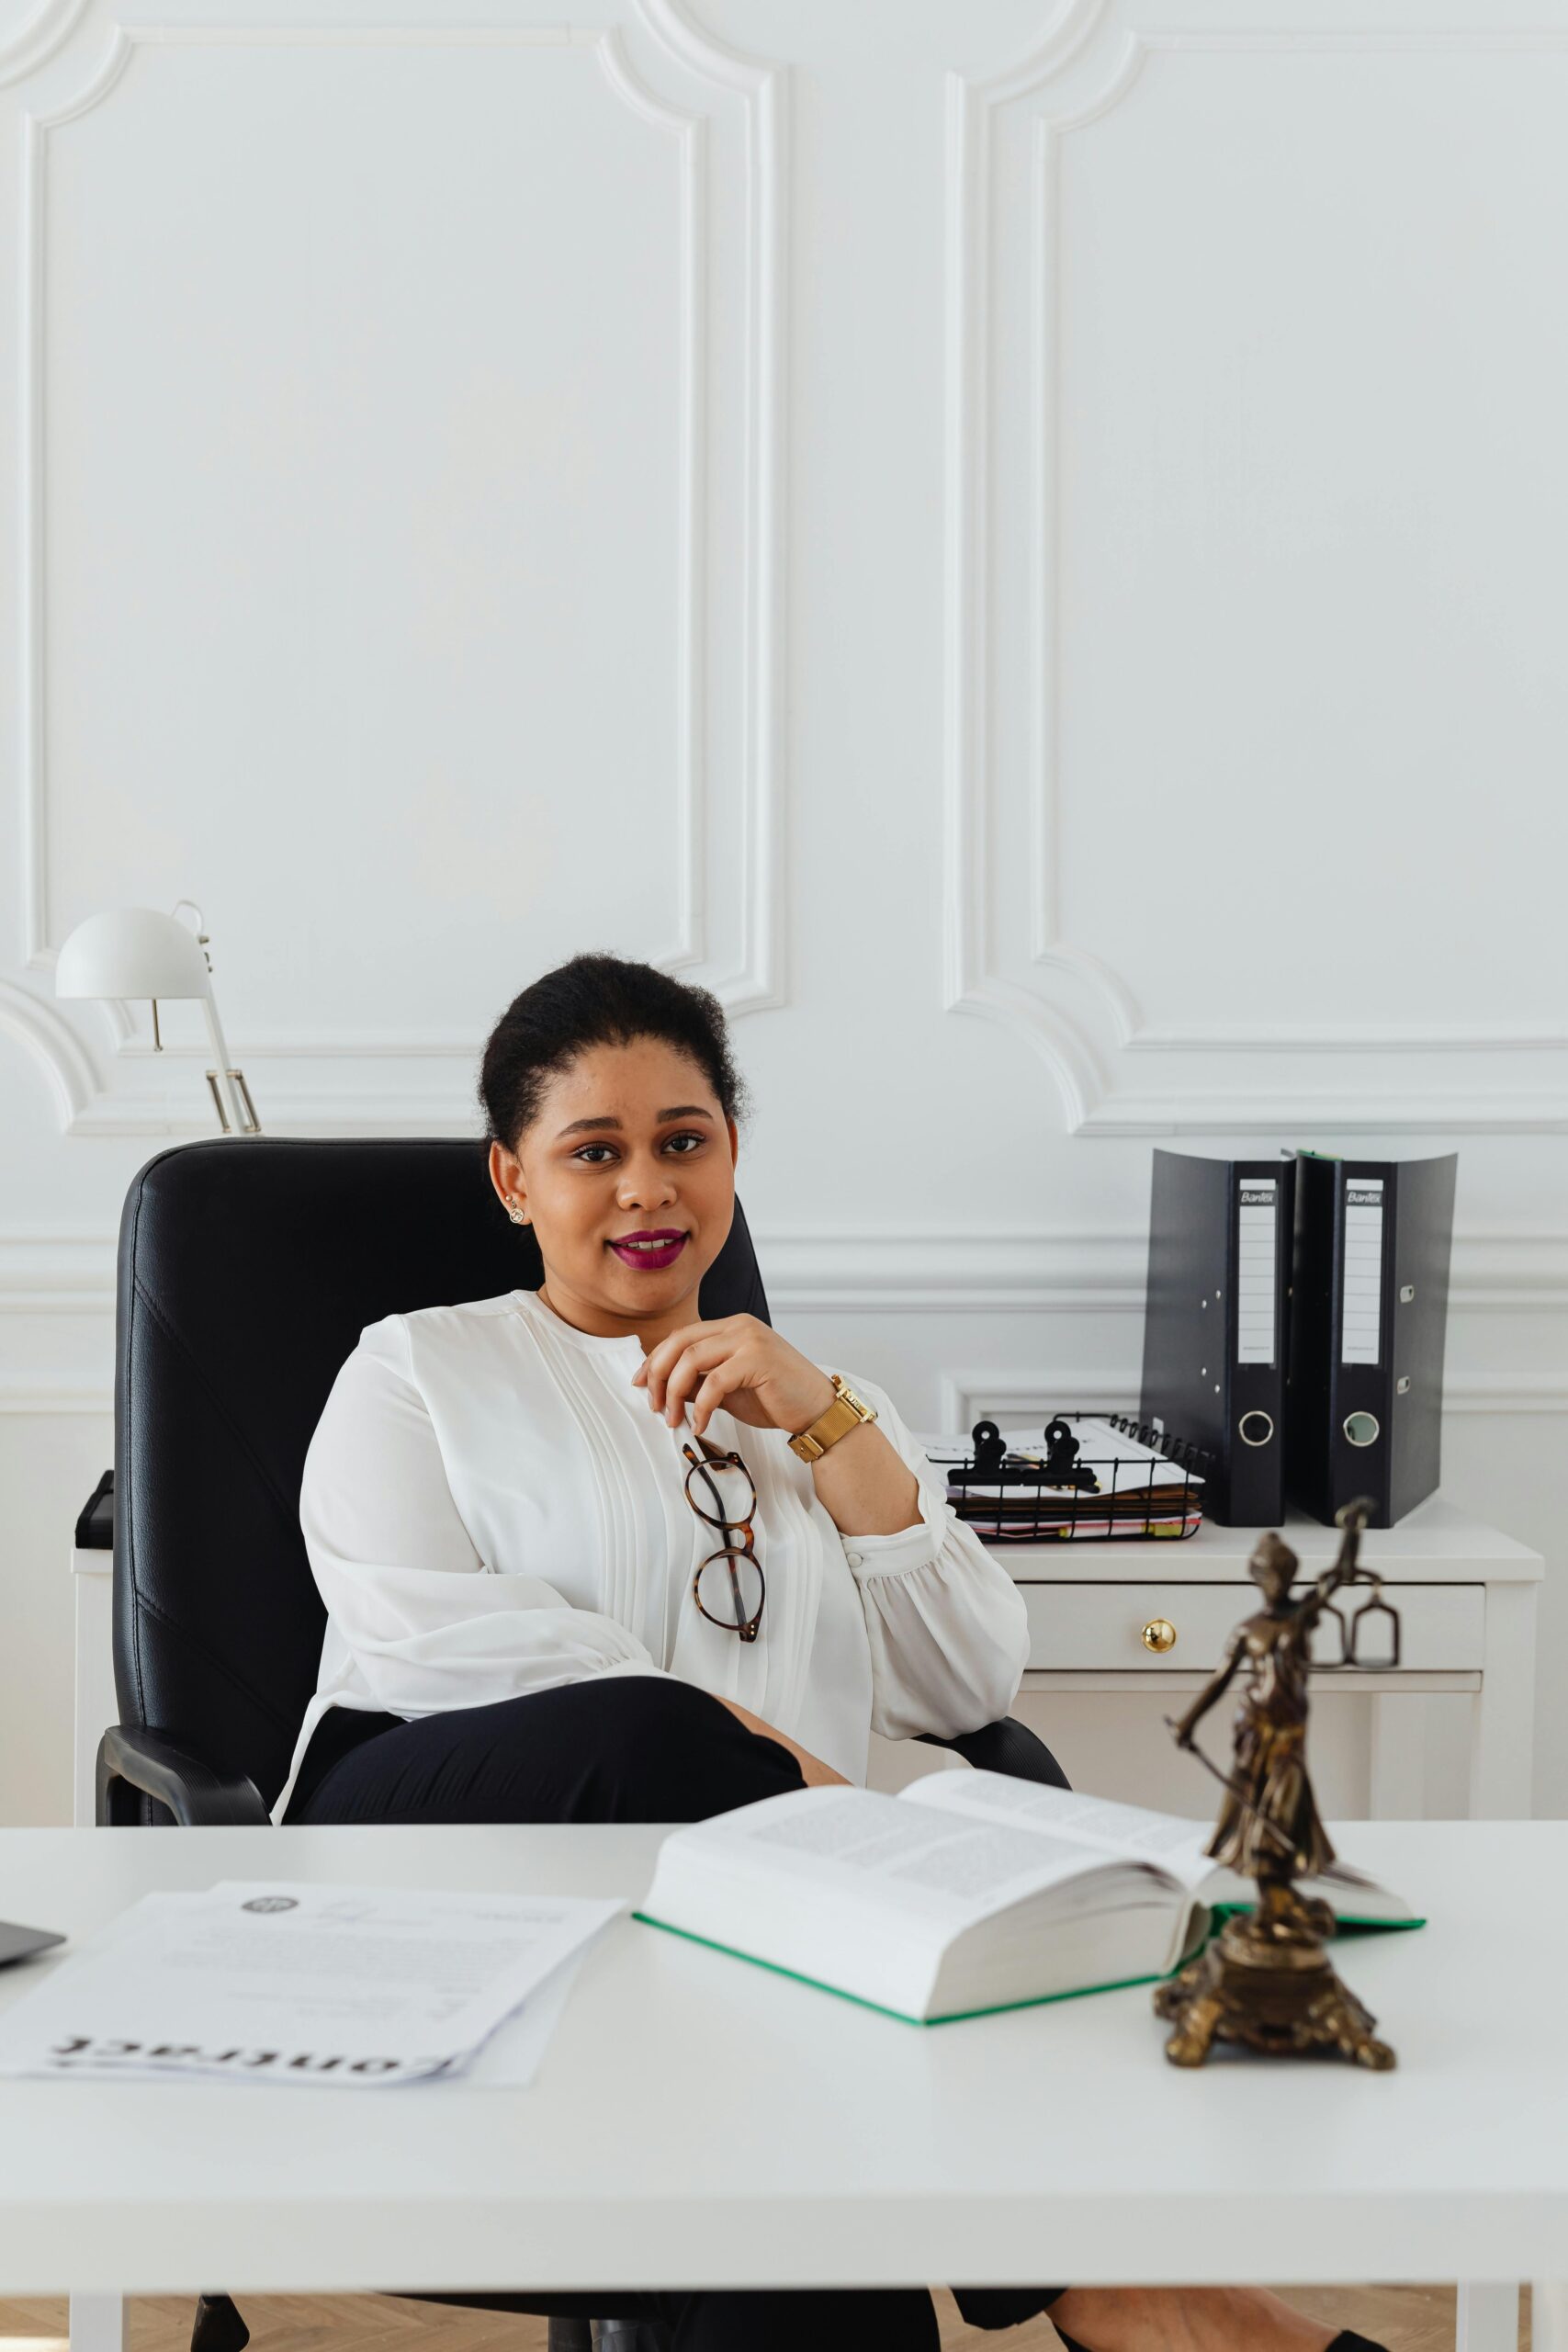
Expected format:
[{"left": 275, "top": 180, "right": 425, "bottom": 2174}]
[{"left": 284, "top": 1676, "right": 1070, "bottom": 2350}]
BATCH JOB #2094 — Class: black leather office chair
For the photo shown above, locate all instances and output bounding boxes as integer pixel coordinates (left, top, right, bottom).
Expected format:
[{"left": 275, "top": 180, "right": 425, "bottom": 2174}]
[{"left": 90, "top": 1137, "right": 1069, "bottom": 2352}]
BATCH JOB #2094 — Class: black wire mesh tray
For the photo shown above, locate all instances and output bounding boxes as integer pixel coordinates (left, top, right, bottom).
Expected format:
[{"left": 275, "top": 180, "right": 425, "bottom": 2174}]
[{"left": 935, "top": 1412, "right": 1215, "bottom": 1544}]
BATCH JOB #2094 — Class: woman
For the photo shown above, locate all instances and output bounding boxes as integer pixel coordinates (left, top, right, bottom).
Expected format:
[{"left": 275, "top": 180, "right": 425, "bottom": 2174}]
[{"left": 279, "top": 952, "right": 1387, "bottom": 2352}]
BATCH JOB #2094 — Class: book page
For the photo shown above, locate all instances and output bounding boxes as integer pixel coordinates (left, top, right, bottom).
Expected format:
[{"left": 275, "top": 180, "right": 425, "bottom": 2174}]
[
  {"left": 902, "top": 1770, "right": 1215, "bottom": 1890},
  {"left": 905, "top": 1773, "right": 1410, "bottom": 1919},
  {"left": 649, "top": 1787, "right": 1145, "bottom": 1937},
  {"left": 732, "top": 1791, "right": 1114, "bottom": 1921},
  {"left": 1200, "top": 1858, "right": 1412, "bottom": 1922}
]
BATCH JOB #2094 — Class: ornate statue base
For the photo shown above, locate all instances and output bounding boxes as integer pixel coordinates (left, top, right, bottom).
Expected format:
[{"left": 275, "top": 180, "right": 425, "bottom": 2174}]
[{"left": 1154, "top": 1886, "right": 1395, "bottom": 2071}]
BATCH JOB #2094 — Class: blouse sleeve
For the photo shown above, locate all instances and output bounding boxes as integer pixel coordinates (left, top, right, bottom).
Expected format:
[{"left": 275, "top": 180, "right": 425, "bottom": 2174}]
[
  {"left": 829, "top": 1371, "right": 1032, "bottom": 1742},
  {"left": 298, "top": 1315, "right": 671, "bottom": 1716}
]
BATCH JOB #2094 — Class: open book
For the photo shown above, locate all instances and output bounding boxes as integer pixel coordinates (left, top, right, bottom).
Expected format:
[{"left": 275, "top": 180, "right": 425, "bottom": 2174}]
[{"left": 635, "top": 1771, "right": 1420, "bottom": 2026}]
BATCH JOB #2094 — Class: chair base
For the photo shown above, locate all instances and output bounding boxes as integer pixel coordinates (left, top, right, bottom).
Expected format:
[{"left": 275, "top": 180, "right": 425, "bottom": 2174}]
[
  {"left": 191, "top": 2299, "right": 672, "bottom": 2352},
  {"left": 548, "top": 2325, "right": 673, "bottom": 2352},
  {"left": 191, "top": 2296, "right": 250, "bottom": 2352}
]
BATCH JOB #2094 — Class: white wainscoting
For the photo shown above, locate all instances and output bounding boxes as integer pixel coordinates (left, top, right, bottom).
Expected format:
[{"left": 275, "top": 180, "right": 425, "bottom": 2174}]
[
  {"left": 1, "top": 0, "right": 1563, "bottom": 1826},
  {"left": 1, "top": 1223, "right": 1562, "bottom": 1826},
  {"left": 6, "top": 0, "right": 786, "bottom": 1136},
  {"left": 944, "top": 0, "right": 1568, "bottom": 1134}
]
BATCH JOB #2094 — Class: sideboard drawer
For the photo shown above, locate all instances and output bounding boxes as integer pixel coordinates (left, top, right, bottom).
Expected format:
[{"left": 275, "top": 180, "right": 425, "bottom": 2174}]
[{"left": 1016, "top": 1581, "right": 1485, "bottom": 1672}]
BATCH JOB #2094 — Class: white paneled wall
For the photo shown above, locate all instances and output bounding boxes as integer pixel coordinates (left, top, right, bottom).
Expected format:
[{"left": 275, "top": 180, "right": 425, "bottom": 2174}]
[{"left": 0, "top": 0, "right": 1562, "bottom": 1826}]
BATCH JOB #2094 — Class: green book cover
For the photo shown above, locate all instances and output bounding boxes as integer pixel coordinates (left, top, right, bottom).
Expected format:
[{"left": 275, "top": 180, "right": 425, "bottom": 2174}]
[{"left": 632, "top": 1905, "right": 1425, "bottom": 2029}]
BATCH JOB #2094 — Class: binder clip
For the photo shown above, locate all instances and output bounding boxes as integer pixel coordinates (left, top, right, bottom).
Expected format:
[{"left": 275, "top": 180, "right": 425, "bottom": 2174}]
[
  {"left": 1038, "top": 1416, "right": 1101, "bottom": 1494},
  {"left": 968, "top": 1419, "right": 1009, "bottom": 1476}
]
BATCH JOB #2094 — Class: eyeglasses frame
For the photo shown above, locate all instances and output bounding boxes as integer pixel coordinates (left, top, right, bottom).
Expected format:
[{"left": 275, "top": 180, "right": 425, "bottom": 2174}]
[{"left": 681, "top": 1432, "right": 765, "bottom": 1642}]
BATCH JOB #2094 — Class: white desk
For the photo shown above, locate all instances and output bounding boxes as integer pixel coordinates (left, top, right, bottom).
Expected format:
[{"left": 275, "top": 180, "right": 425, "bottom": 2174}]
[
  {"left": 0, "top": 1823, "right": 1562, "bottom": 2352},
  {"left": 1002, "top": 1496, "right": 1542, "bottom": 1819},
  {"left": 68, "top": 1497, "right": 1544, "bottom": 1826}
]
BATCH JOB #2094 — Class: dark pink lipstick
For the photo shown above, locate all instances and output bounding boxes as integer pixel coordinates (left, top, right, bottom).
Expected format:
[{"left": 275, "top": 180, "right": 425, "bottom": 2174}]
[{"left": 607, "top": 1229, "right": 688, "bottom": 1271}]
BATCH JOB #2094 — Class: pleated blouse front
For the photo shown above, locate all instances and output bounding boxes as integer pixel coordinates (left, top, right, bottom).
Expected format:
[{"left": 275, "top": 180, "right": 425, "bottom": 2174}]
[{"left": 274, "top": 1285, "right": 1032, "bottom": 1822}]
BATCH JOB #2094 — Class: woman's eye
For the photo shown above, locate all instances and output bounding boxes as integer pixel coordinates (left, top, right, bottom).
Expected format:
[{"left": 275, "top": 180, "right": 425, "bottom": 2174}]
[{"left": 574, "top": 1131, "right": 705, "bottom": 1166}]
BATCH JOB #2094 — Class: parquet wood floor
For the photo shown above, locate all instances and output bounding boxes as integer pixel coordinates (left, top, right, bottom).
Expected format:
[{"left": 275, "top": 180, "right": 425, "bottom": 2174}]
[{"left": 0, "top": 2284, "right": 1533, "bottom": 2351}]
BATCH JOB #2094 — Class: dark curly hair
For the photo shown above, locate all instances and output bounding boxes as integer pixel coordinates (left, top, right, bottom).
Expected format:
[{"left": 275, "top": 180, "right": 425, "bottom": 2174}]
[{"left": 478, "top": 952, "right": 754, "bottom": 1154}]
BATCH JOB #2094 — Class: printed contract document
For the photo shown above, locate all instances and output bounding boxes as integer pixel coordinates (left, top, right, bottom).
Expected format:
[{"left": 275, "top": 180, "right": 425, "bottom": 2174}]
[{"left": 0, "top": 1883, "right": 625, "bottom": 2086}]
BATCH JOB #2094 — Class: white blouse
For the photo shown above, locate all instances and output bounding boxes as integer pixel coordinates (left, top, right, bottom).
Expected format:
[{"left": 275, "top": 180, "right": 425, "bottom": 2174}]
[{"left": 274, "top": 1285, "right": 1032, "bottom": 1822}]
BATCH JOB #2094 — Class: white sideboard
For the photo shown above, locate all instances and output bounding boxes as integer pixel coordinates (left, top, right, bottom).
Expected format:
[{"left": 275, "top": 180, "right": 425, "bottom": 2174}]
[
  {"left": 1002, "top": 1495, "right": 1541, "bottom": 1821},
  {"left": 70, "top": 1493, "right": 1541, "bottom": 1826}
]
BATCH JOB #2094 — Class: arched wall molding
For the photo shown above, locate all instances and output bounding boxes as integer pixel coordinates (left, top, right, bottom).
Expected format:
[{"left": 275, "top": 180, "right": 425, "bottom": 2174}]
[
  {"left": 14, "top": 3, "right": 788, "bottom": 1134},
  {"left": 17, "top": 24, "right": 136, "bottom": 1014},
  {"left": 595, "top": 24, "right": 705, "bottom": 986},
  {"left": 942, "top": 0, "right": 1115, "bottom": 1136},
  {"left": 0, "top": 976, "right": 100, "bottom": 1125},
  {"left": 0, "top": 0, "right": 90, "bottom": 89},
  {"left": 1024, "top": 31, "right": 1147, "bottom": 1057},
  {"left": 945, "top": 6, "right": 1568, "bottom": 1133},
  {"left": 634, "top": 0, "right": 790, "bottom": 1020}
]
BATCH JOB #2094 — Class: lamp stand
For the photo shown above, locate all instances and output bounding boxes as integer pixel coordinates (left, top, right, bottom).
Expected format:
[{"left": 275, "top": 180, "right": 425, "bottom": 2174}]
[{"left": 200, "top": 992, "right": 260, "bottom": 1136}]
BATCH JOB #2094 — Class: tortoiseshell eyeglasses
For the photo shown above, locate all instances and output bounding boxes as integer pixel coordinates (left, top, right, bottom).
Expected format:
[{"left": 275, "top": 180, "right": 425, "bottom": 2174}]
[{"left": 681, "top": 1433, "right": 765, "bottom": 1642}]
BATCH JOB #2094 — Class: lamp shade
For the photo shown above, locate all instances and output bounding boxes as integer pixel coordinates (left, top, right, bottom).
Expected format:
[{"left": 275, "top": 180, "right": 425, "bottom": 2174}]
[{"left": 54, "top": 907, "right": 210, "bottom": 1001}]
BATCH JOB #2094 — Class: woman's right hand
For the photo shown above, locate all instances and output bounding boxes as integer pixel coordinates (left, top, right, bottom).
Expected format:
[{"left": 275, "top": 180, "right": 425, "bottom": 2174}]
[{"left": 716, "top": 1697, "right": 849, "bottom": 1787}]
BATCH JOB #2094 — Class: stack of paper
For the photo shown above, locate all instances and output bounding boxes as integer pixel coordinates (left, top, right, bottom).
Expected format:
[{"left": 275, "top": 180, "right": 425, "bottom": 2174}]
[
  {"left": 0, "top": 1882, "right": 624, "bottom": 2088},
  {"left": 913, "top": 1417, "right": 1203, "bottom": 1542}
]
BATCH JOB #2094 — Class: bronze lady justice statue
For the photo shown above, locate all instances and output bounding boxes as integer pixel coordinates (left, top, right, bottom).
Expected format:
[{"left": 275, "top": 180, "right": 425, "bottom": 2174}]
[{"left": 1153, "top": 1499, "right": 1397, "bottom": 2070}]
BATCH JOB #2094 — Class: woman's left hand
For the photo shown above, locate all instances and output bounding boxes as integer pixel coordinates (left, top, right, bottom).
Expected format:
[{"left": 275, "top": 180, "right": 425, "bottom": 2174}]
[{"left": 631, "top": 1314, "right": 836, "bottom": 1442}]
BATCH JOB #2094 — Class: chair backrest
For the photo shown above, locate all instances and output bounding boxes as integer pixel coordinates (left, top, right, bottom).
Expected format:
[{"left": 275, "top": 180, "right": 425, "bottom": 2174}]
[{"left": 113, "top": 1137, "right": 772, "bottom": 1811}]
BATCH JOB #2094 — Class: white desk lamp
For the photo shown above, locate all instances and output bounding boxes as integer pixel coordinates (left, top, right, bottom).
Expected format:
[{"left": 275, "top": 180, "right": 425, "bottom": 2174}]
[{"left": 53, "top": 901, "right": 262, "bottom": 1136}]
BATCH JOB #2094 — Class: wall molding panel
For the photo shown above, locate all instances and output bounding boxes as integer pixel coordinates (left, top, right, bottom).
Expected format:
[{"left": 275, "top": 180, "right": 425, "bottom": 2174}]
[
  {"left": 1, "top": 1221, "right": 1562, "bottom": 1302},
  {"left": 3, "top": 0, "right": 1563, "bottom": 1824},
  {"left": 936, "top": 1368, "right": 1568, "bottom": 1431},
  {"left": 6, "top": 1377, "right": 1562, "bottom": 1420},
  {"left": 11, "top": 0, "right": 788, "bottom": 1136},
  {"left": 944, "top": 3, "right": 1568, "bottom": 1134},
  {"left": 0, "top": 1385, "right": 110, "bottom": 1414},
  {"left": 0, "top": 0, "right": 90, "bottom": 89},
  {"left": 0, "top": 977, "right": 100, "bottom": 1126},
  {"left": 6, "top": 1222, "right": 1562, "bottom": 1318}
]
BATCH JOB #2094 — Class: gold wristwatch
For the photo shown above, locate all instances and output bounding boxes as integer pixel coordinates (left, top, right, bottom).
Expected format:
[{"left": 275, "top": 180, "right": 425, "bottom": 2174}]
[{"left": 787, "top": 1372, "right": 878, "bottom": 1463}]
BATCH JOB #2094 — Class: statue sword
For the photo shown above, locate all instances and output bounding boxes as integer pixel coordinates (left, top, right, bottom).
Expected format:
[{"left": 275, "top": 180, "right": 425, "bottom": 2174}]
[{"left": 1161, "top": 1719, "right": 1300, "bottom": 1860}]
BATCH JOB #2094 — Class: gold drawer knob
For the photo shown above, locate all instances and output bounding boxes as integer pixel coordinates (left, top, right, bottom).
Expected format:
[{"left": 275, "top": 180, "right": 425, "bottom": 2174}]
[{"left": 1141, "top": 1618, "right": 1178, "bottom": 1654}]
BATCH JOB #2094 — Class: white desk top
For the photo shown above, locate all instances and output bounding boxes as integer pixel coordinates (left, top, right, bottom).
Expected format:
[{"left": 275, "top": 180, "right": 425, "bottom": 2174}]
[
  {"left": 997, "top": 1494, "right": 1544, "bottom": 1582},
  {"left": 0, "top": 1821, "right": 1562, "bottom": 2298}
]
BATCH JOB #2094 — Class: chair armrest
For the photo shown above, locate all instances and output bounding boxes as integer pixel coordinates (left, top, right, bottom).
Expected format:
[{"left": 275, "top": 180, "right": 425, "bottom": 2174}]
[
  {"left": 74, "top": 1468, "right": 114, "bottom": 1551},
  {"left": 96, "top": 1724, "right": 271, "bottom": 1828},
  {"left": 917, "top": 1715, "right": 1070, "bottom": 1788}
]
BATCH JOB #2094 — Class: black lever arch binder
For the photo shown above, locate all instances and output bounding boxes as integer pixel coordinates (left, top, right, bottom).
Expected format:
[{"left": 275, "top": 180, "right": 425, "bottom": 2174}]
[
  {"left": 1138, "top": 1150, "right": 1295, "bottom": 1527},
  {"left": 1286, "top": 1149, "right": 1457, "bottom": 1530}
]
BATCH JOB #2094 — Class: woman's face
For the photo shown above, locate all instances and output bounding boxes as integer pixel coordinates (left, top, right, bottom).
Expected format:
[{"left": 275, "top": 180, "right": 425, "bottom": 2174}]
[{"left": 488, "top": 1035, "right": 739, "bottom": 1346}]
